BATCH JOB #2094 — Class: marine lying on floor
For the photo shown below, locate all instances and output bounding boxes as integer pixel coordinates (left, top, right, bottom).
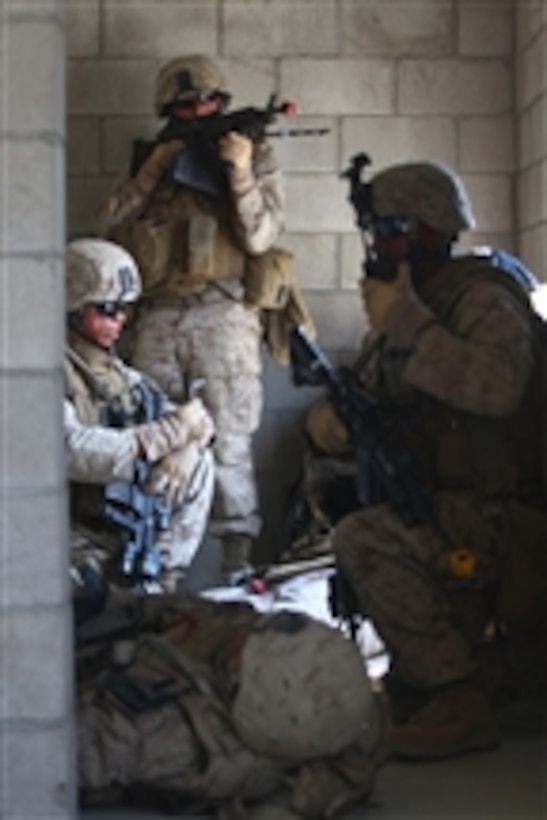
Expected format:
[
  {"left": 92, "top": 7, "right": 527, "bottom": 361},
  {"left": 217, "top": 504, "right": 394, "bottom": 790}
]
[{"left": 75, "top": 588, "right": 390, "bottom": 820}]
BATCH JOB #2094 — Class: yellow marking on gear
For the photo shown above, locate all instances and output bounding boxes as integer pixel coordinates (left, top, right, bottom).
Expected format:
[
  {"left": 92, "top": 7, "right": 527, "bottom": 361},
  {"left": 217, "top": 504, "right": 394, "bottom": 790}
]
[{"left": 448, "top": 546, "right": 477, "bottom": 578}]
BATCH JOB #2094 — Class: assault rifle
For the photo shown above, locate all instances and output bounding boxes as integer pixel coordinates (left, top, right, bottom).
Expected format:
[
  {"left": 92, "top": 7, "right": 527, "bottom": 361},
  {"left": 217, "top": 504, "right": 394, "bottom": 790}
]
[
  {"left": 103, "top": 380, "right": 171, "bottom": 588},
  {"left": 290, "top": 325, "right": 434, "bottom": 636},
  {"left": 290, "top": 325, "right": 431, "bottom": 524},
  {"left": 341, "top": 152, "right": 411, "bottom": 282},
  {"left": 131, "top": 94, "right": 329, "bottom": 195}
]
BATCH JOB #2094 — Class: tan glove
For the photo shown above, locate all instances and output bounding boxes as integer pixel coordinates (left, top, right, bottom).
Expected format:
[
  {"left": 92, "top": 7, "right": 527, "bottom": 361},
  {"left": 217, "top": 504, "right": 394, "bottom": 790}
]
[
  {"left": 135, "top": 398, "right": 215, "bottom": 463},
  {"left": 218, "top": 131, "right": 253, "bottom": 171},
  {"left": 145, "top": 441, "right": 204, "bottom": 508},
  {"left": 134, "top": 139, "right": 185, "bottom": 195},
  {"left": 361, "top": 262, "right": 434, "bottom": 341}
]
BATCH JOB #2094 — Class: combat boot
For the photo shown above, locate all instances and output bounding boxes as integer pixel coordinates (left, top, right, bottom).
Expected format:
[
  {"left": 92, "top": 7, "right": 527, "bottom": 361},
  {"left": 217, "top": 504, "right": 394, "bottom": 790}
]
[
  {"left": 392, "top": 683, "right": 499, "bottom": 760},
  {"left": 381, "top": 672, "right": 430, "bottom": 725},
  {"left": 221, "top": 533, "right": 254, "bottom": 585}
]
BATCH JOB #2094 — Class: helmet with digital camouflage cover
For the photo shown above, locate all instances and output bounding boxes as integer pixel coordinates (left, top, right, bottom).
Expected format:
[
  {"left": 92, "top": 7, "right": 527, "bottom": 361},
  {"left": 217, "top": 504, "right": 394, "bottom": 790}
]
[
  {"left": 371, "top": 162, "right": 476, "bottom": 236},
  {"left": 66, "top": 238, "right": 141, "bottom": 313},
  {"left": 155, "top": 55, "right": 230, "bottom": 117},
  {"left": 232, "top": 611, "right": 376, "bottom": 761}
]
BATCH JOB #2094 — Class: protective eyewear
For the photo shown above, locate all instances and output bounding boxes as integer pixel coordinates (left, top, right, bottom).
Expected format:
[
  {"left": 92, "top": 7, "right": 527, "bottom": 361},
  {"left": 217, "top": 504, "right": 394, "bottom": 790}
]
[
  {"left": 173, "top": 91, "right": 226, "bottom": 109},
  {"left": 93, "top": 301, "right": 131, "bottom": 318}
]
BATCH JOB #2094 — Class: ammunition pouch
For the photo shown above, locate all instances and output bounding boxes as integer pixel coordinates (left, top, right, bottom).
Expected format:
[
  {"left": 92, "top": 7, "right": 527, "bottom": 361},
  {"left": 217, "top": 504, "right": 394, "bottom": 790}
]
[
  {"left": 246, "top": 247, "right": 317, "bottom": 365},
  {"left": 243, "top": 246, "right": 294, "bottom": 310}
]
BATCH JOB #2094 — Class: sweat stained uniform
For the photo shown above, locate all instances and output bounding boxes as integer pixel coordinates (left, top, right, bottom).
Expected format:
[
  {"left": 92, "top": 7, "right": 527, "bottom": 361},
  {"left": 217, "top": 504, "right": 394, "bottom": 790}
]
[
  {"left": 333, "top": 256, "right": 540, "bottom": 689},
  {"left": 99, "top": 141, "right": 284, "bottom": 545},
  {"left": 65, "top": 331, "right": 214, "bottom": 590}
]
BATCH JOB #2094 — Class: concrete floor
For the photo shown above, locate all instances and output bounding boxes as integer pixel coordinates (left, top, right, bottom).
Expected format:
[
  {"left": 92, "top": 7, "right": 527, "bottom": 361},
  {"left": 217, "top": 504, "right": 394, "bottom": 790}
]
[{"left": 82, "top": 729, "right": 546, "bottom": 819}]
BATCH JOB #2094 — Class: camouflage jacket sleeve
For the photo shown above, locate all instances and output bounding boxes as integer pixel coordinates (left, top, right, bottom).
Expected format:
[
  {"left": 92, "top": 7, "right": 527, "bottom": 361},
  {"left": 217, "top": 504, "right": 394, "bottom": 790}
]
[
  {"left": 227, "top": 140, "right": 285, "bottom": 254},
  {"left": 399, "top": 277, "right": 535, "bottom": 417},
  {"left": 64, "top": 397, "right": 139, "bottom": 484}
]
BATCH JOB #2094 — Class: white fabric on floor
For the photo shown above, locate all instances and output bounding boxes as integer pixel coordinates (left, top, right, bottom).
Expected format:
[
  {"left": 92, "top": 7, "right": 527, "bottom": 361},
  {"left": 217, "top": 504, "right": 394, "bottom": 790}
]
[{"left": 201, "top": 566, "right": 389, "bottom": 678}]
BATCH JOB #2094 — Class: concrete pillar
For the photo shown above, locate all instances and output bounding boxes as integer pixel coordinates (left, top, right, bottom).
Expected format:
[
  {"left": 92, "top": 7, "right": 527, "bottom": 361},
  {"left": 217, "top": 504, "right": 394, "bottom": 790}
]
[{"left": 0, "top": 2, "right": 76, "bottom": 817}]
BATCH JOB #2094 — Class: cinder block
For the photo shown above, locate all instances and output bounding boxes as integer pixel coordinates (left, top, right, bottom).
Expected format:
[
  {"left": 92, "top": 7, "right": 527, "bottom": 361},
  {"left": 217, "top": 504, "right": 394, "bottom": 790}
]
[
  {"left": 0, "top": 372, "right": 64, "bottom": 490},
  {"left": 282, "top": 233, "right": 339, "bottom": 290},
  {"left": 463, "top": 173, "right": 513, "bottom": 233},
  {"left": 517, "top": 162, "right": 544, "bottom": 229},
  {"left": 2, "top": 725, "right": 74, "bottom": 817},
  {"left": 220, "top": 59, "right": 277, "bottom": 108},
  {"left": 0, "top": 256, "right": 63, "bottom": 370},
  {"left": 66, "top": 0, "right": 100, "bottom": 57},
  {"left": 0, "top": 140, "right": 64, "bottom": 254},
  {"left": 400, "top": 59, "right": 512, "bottom": 115},
  {"left": 0, "top": 491, "right": 67, "bottom": 608},
  {"left": 458, "top": 2, "right": 514, "bottom": 56},
  {"left": 341, "top": 0, "right": 453, "bottom": 56},
  {"left": 342, "top": 116, "right": 457, "bottom": 171},
  {"left": 459, "top": 117, "right": 514, "bottom": 172},
  {"left": 281, "top": 59, "right": 395, "bottom": 116},
  {"left": 341, "top": 232, "right": 364, "bottom": 291},
  {"left": 67, "top": 116, "right": 100, "bottom": 175},
  {"left": 516, "top": 1, "right": 545, "bottom": 51},
  {"left": 274, "top": 117, "right": 338, "bottom": 174},
  {"left": 459, "top": 231, "right": 516, "bottom": 256},
  {"left": 67, "top": 175, "right": 117, "bottom": 237},
  {"left": 304, "top": 290, "right": 365, "bottom": 351},
  {"left": 68, "top": 59, "right": 156, "bottom": 115},
  {"left": 0, "top": 607, "right": 70, "bottom": 720},
  {"left": 102, "top": 116, "right": 158, "bottom": 174},
  {"left": 519, "top": 223, "right": 547, "bottom": 281},
  {"left": 224, "top": 1, "right": 337, "bottom": 56},
  {"left": 517, "top": 100, "right": 547, "bottom": 170},
  {"left": 104, "top": 0, "right": 217, "bottom": 57},
  {"left": 516, "top": 32, "right": 547, "bottom": 109},
  {"left": 5, "top": 16, "right": 64, "bottom": 135},
  {"left": 285, "top": 175, "right": 354, "bottom": 232}
]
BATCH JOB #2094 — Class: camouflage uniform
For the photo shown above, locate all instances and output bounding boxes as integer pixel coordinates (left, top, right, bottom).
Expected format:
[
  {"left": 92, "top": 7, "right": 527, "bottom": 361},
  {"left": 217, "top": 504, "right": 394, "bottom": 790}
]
[
  {"left": 98, "top": 56, "right": 285, "bottom": 574},
  {"left": 76, "top": 596, "right": 389, "bottom": 817},
  {"left": 330, "top": 161, "right": 545, "bottom": 756},
  {"left": 65, "top": 238, "right": 215, "bottom": 593},
  {"left": 66, "top": 333, "right": 214, "bottom": 591}
]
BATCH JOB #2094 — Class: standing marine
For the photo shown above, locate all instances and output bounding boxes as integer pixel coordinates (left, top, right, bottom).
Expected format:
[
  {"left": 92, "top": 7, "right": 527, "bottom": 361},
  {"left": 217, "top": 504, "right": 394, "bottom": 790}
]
[{"left": 98, "top": 55, "right": 287, "bottom": 582}]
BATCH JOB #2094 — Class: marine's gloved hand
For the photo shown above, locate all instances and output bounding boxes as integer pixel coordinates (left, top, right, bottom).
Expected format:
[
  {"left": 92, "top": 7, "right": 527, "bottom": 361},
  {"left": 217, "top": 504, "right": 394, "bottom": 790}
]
[
  {"left": 177, "top": 397, "right": 216, "bottom": 448},
  {"left": 219, "top": 130, "right": 253, "bottom": 172},
  {"left": 134, "top": 139, "right": 185, "bottom": 194},
  {"left": 145, "top": 441, "right": 203, "bottom": 508},
  {"left": 361, "top": 262, "right": 434, "bottom": 341},
  {"left": 135, "top": 398, "right": 215, "bottom": 462}
]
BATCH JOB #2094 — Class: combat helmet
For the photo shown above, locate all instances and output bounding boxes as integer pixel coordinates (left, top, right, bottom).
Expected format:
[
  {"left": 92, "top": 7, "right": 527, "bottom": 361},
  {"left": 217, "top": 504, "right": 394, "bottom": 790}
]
[
  {"left": 232, "top": 611, "right": 375, "bottom": 761},
  {"left": 66, "top": 238, "right": 141, "bottom": 313},
  {"left": 371, "top": 162, "right": 476, "bottom": 235},
  {"left": 155, "top": 55, "right": 230, "bottom": 117}
]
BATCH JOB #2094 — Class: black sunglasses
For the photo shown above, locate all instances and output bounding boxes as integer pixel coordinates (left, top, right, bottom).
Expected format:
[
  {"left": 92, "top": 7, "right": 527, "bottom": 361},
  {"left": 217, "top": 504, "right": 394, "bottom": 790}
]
[{"left": 92, "top": 302, "right": 131, "bottom": 318}]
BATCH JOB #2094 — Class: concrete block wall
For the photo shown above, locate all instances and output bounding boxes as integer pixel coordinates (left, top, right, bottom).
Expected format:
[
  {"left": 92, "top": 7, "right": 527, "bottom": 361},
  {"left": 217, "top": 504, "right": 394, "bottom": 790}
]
[
  {"left": 66, "top": 0, "right": 516, "bottom": 558},
  {"left": 516, "top": 1, "right": 547, "bottom": 279},
  {"left": 1, "top": 2, "right": 76, "bottom": 818}
]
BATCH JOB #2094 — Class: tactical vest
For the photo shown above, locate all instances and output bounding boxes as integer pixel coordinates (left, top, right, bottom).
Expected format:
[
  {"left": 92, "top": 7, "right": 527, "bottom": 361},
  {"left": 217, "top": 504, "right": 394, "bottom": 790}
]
[
  {"left": 374, "top": 255, "right": 545, "bottom": 503},
  {"left": 110, "top": 185, "right": 246, "bottom": 299},
  {"left": 65, "top": 352, "right": 143, "bottom": 527}
]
